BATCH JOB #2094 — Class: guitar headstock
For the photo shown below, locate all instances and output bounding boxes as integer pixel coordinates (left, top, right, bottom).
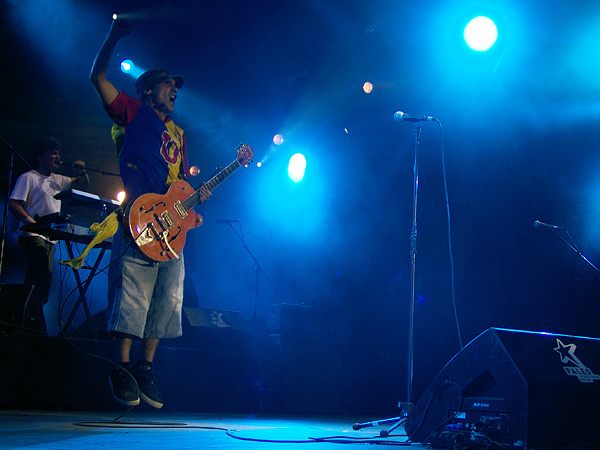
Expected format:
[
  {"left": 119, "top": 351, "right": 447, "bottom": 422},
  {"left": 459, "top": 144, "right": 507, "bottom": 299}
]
[{"left": 236, "top": 143, "right": 254, "bottom": 167}]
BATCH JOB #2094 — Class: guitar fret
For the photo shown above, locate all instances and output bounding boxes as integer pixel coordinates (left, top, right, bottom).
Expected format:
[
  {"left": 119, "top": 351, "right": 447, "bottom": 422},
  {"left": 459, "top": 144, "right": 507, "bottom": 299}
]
[
  {"left": 182, "top": 195, "right": 195, "bottom": 211},
  {"left": 184, "top": 159, "right": 242, "bottom": 209}
]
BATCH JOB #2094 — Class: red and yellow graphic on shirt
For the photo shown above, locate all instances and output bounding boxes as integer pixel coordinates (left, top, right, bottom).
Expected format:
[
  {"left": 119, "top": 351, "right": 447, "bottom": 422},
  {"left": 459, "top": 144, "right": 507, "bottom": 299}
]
[{"left": 163, "top": 121, "right": 185, "bottom": 184}]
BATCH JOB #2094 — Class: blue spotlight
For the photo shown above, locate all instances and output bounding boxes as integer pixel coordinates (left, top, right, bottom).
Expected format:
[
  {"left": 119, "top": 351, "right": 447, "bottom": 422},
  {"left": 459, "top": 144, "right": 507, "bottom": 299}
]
[
  {"left": 464, "top": 16, "right": 498, "bottom": 51},
  {"left": 120, "top": 59, "right": 144, "bottom": 79},
  {"left": 288, "top": 153, "right": 306, "bottom": 183},
  {"left": 120, "top": 59, "right": 133, "bottom": 73}
]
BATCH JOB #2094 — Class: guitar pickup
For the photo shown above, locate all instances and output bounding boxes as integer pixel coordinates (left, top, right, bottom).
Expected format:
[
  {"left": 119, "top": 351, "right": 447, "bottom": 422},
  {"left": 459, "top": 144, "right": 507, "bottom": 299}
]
[{"left": 174, "top": 200, "right": 187, "bottom": 219}]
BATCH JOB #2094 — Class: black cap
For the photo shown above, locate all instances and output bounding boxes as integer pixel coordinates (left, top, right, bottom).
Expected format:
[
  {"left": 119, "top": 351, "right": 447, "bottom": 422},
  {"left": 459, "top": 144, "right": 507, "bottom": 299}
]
[{"left": 135, "top": 69, "right": 184, "bottom": 98}]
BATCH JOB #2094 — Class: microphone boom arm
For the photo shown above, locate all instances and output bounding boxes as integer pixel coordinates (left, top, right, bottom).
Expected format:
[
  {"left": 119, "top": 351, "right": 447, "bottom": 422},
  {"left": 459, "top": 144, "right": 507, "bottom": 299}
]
[
  {"left": 542, "top": 226, "right": 600, "bottom": 273},
  {"left": 84, "top": 167, "right": 121, "bottom": 177},
  {"left": 61, "top": 162, "right": 120, "bottom": 177}
]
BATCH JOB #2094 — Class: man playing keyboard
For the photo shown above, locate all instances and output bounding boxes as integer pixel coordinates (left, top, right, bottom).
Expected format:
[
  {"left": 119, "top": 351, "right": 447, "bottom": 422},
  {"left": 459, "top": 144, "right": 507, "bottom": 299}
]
[{"left": 9, "top": 136, "right": 89, "bottom": 324}]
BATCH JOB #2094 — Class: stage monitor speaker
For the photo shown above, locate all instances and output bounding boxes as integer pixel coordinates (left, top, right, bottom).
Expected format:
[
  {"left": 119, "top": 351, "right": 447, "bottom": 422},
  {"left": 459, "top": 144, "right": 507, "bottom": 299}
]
[
  {"left": 0, "top": 283, "right": 45, "bottom": 334},
  {"left": 181, "top": 307, "right": 248, "bottom": 354},
  {"left": 405, "top": 327, "right": 600, "bottom": 449},
  {"left": 183, "top": 307, "right": 246, "bottom": 330}
]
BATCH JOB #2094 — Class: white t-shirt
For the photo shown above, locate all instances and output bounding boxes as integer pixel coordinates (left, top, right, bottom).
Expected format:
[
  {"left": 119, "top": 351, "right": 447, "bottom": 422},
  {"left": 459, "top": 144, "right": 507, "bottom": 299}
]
[{"left": 10, "top": 170, "right": 72, "bottom": 240}]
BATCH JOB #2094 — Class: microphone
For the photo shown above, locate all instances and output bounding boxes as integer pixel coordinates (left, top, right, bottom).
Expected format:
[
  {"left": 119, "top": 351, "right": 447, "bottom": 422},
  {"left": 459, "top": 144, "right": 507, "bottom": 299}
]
[
  {"left": 533, "top": 220, "right": 561, "bottom": 229},
  {"left": 59, "top": 161, "right": 84, "bottom": 169},
  {"left": 394, "top": 111, "right": 436, "bottom": 122},
  {"left": 216, "top": 219, "right": 239, "bottom": 224}
]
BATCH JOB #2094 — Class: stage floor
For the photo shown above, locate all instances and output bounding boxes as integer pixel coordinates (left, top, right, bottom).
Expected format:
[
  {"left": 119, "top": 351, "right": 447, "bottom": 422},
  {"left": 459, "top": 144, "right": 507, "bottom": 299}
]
[{"left": 0, "top": 410, "right": 413, "bottom": 449}]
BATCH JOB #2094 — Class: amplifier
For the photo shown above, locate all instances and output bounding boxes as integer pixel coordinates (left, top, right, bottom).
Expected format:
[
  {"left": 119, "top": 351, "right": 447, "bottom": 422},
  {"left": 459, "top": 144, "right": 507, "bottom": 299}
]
[{"left": 445, "top": 397, "right": 511, "bottom": 444}]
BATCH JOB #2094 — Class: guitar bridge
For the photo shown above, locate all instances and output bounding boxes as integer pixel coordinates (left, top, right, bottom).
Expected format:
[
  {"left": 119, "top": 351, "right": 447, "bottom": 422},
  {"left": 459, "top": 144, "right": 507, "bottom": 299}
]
[
  {"left": 155, "top": 211, "right": 175, "bottom": 231},
  {"left": 133, "top": 224, "right": 180, "bottom": 260}
]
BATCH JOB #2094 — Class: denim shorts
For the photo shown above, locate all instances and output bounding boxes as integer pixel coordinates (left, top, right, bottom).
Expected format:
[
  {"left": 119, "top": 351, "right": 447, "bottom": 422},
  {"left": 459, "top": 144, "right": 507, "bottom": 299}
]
[{"left": 107, "top": 224, "right": 184, "bottom": 339}]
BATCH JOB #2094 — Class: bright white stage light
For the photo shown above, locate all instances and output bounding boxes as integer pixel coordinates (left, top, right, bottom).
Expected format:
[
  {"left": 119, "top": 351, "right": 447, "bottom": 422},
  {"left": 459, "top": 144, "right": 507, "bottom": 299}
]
[
  {"left": 288, "top": 153, "right": 306, "bottom": 183},
  {"left": 464, "top": 16, "right": 498, "bottom": 51}
]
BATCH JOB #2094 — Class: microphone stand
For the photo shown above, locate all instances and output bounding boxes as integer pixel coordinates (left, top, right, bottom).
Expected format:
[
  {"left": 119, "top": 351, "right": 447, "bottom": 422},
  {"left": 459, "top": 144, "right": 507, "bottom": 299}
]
[
  {"left": 58, "top": 165, "right": 120, "bottom": 222},
  {"left": 384, "top": 122, "right": 422, "bottom": 433},
  {"left": 406, "top": 122, "right": 422, "bottom": 408},
  {"left": 0, "top": 135, "right": 31, "bottom": 281},
  {"left": 223, "top": 221, "right": 268, "bottom": 320},
  {"left": 352, "top": 121, "right": 423, "bottom": 437}
]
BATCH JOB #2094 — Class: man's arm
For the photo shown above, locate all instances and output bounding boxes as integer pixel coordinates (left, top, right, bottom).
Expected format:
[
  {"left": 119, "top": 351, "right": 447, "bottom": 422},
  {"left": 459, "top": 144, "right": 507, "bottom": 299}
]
[
  {"left": 71, "top": 174, "right": 90, "bottom": 190},
  {"left": 8, "top": 200, "right": 36, "bottom": 224},
  {"left": 69, "top": 160, "right": 90, "bottom": 190},
  {"left": 90, "top": 19, "right": 132, "bottom": 106}
]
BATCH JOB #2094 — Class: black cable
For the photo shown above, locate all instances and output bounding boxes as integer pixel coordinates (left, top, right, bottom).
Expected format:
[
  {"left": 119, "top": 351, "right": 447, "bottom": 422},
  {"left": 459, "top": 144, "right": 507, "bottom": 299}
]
[
  {"left": 437, "top": 120, "right": 462, "bottom": 350},
  {"left": 225, "top": 430, "right": 320, "bottom": 444},
  {"left": 450, "top": 431, "right": 493, "bottom": 450},
  {"left": 310, "top": 434, "right": 410, "bottom": 444},
  {"left": 407, "top": 380, "right": 463, "bottom": 443},
  {"left": 74, "top": 421, "right": 226, "bottom": 430},
  {"left": 73, "top": 420, "right": 413, "bottom": 445},
  {"left": 225, "top": 429, "right": 411, "bottom": 445},
  {"left": 57, "top": 239, "right": 127, "bottom": 334},
  {"left": 489, "top": 438, "right": 523, "bottom": 450}
]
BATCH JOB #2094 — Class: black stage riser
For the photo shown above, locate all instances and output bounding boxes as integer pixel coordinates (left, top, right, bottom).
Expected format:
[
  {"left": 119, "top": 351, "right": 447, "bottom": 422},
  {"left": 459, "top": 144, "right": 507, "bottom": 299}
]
[
  {"left": 0, "top": 334, "right": 259, "bottom": 412},
  {"left": 405, "top": 327, "right": 600, "bottom": 449}
]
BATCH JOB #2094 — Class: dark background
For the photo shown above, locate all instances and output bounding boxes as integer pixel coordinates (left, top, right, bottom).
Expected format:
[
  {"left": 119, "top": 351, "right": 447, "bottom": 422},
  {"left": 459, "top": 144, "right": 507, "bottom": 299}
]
[{"left": 2, "top": 0, "right": 600, "bottom": 414}]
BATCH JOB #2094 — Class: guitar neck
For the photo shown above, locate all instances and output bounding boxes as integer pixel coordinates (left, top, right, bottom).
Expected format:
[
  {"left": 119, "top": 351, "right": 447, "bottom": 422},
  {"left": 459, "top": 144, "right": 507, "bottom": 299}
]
[{"left": 183, "top": 158, "right": 243, "bottom": 210}]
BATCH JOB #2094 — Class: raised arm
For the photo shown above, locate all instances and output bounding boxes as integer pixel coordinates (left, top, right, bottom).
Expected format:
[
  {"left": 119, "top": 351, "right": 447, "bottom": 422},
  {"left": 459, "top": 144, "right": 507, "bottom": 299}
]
[{"left": 90, "top": 19, "right": 133, "bottom": 106}]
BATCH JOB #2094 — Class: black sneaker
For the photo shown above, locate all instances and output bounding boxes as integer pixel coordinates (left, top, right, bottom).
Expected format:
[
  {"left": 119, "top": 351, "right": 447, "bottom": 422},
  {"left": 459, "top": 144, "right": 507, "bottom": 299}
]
[
  {"left": 132, "top": 365, "right": 164, "bottom": 409},
  {"left": 108, "top": 365, "right": 140, "bottom": 406}
]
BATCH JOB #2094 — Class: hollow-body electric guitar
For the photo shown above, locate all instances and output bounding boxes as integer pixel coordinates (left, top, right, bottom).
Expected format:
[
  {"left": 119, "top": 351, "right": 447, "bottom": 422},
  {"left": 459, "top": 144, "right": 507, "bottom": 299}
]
[{"left": 123, "top": 143, "right": 254, "bottom": 262}]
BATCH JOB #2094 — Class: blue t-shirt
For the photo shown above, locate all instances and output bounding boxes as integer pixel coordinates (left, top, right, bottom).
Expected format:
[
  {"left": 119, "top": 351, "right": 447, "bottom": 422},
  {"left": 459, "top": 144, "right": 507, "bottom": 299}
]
[{"left": 105, "top": 91, "right": 189, "bottom": 203}]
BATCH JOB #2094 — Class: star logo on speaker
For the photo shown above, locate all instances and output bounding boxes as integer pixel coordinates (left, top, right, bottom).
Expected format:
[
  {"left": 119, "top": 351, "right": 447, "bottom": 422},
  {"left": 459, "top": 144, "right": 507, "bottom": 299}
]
[
  {"left": 554, "top": 338, "right": 600, "bottom": 383},
  {"left": 210, "top": 311, "right": 230, "bottom": 328}
]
